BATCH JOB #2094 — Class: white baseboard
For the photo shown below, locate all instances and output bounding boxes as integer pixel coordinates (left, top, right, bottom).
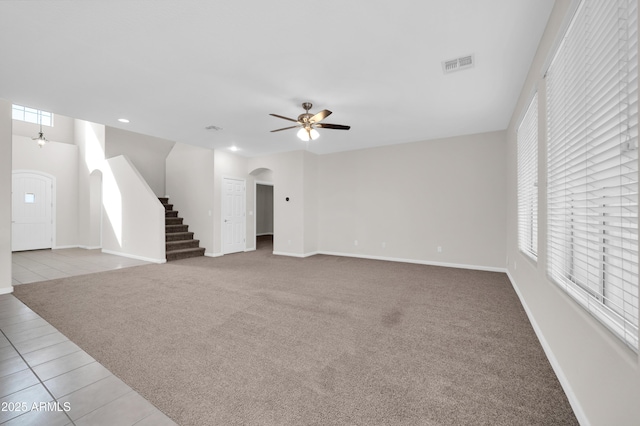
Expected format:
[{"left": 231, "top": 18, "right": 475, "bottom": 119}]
[
  {"left": 272, "top": 251, "right": 318, "bottom": 258},
  {"left": 78, "top": 245, "right": 101, "bottom": 250},
  {"left": 506, "top": 271, "right": 588, "bottom": 426},
  {"left": 101, "top": 249, "right": 166, "bottom": 264},
  {"left": 0, "top": 286, "right": 14, "bottom": 295},
  {"left": 244, "top": 248, "right": 256, "bottom": 252},
  {"left": 204, "top": 252, "right": 223, "bottom": 258},
  {"left": 53, "top": 245, "right": 80, "bottom": 250},
  {"left": 316, "top": 251, "right": 507, "bottom": 273}
]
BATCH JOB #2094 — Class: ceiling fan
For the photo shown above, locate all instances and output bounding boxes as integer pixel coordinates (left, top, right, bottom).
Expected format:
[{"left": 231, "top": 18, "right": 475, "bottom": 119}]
[{"left": 270, "top": 102, "right": 350, "bottom": 141}]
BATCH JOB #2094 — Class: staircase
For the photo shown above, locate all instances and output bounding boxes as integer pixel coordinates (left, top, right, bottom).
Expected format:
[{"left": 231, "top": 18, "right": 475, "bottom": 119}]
[{"left": 160, "top": 197, "right": 205, "bottom": 261}]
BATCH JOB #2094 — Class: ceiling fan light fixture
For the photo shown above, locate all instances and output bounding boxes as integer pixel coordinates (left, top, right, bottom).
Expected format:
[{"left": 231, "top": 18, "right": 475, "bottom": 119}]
[
  {"left": 271, "top": 102, "right": 348, "bottom": 139},
  {"left": 297, "top": 127, "right": 320, "bottom": 141}
]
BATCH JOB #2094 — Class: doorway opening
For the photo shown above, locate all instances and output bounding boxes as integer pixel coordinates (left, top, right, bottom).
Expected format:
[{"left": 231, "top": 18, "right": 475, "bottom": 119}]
[{"left": 256, "top": 182, "right": 274, "bottom": 252}]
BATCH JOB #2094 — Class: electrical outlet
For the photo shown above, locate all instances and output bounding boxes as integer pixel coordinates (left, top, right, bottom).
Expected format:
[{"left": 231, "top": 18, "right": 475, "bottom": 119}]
[
  {"left": 354, "top": 240, "right": 359, "bottom": 246},
  {"left": 382, "top": 242, "right": 386, "bottom": 248},
  {"left": 437, "top": 246, "right": 442, "bottom": 253}
]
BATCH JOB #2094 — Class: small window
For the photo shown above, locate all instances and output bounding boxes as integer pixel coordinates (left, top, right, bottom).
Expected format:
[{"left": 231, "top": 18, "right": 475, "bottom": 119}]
[
  {"left": 12, "top": 104, "right": 54, "bottom": 127},
  {"left": 24, "top": 193, "right": 35, "bottom": 204}
]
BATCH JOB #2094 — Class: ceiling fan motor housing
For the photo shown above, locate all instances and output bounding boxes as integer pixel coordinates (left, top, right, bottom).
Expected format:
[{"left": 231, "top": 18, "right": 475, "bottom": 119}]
[{"left": 299, "top": 102, "right": 314, "bottom": 126}]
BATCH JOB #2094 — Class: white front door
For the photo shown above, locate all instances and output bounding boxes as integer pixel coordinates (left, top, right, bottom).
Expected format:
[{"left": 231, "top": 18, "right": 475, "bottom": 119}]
[
  {"left": 12, "top": 172, "right": 53, "bottom": 251},
  {"left": 222, "top": 178, "right": 246, "bottom": 254}
]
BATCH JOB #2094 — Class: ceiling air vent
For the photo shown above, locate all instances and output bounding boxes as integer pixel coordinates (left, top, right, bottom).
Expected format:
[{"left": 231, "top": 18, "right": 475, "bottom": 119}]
[{"left": 442, "top": 54, "right": 474, "bottom": 74}]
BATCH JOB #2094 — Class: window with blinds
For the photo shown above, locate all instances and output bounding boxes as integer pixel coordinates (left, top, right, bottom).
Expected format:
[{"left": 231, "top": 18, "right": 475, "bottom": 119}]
[
  {"left": 546, "top": 0, "right": 638, "bottom": 350},
  {"left": 518, "top": 93, "right": 539, "bottom": 261}
]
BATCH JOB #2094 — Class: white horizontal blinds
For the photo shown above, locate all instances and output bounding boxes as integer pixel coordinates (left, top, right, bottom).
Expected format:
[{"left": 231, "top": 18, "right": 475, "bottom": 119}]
[
  {"left": 517, "top": 93, "right": 539, "bottom": 261},
  {"left": 547, "top": 0, "right": 639, "bottom": 350}
]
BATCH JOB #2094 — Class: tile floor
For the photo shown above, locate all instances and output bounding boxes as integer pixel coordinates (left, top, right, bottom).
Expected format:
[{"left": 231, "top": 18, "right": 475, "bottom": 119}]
[
  {"left": 1, "top": 249, "right": 176, "bottom": 425},
  {"left": 11, "top": 248, "right": 150, "bottom": 286}
]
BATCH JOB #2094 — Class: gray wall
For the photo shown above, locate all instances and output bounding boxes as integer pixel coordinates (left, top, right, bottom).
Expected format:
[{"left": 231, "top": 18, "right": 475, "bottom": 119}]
[
  {"left": 505, "top": 1, "right": 640, "bottom": 424},
  {"left": 256, "top": 184, "right": 273, "bottom": 235},
  {"left": 317, "top": 131, "right": 507, "bottom": 269}
]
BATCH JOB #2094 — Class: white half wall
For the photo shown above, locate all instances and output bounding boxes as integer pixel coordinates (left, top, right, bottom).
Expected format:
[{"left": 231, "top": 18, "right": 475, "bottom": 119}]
[
  {"left": 505, "top": 1, "right": 640, "bottom": 425},
  {"left": 0, "top": 99, "right": 12, "bottom": 294},
  {"left": 317, "top": 131, "right": 507, "bottom": 269},
  {"left": 105, "top": 127, "right": 175, "bottom": 197},
  {"left": 102, "top": 155, "right": 165, "bottom": 263},
  {"left": 12, "top": 136, "right": 79, "bottom": 248},
  {"left": 166, "top": 142, "right": 215, "bottom": 254}
]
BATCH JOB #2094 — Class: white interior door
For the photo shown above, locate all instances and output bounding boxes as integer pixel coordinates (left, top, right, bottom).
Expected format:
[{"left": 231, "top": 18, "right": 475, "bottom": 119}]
[
  {"left": 222, "top": 177, "right": 246, "bottom": 254},
  {"left": 12, "top": 172, "right": 53, "bottom": 251}
]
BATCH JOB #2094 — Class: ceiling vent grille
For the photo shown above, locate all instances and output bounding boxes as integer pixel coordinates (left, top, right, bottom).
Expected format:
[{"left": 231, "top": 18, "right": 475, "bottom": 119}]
[{"left": 442, "top": 54, "right": 474, "bottom": 74}]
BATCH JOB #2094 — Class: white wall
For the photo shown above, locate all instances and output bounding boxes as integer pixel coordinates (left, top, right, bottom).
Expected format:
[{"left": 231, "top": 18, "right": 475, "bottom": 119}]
[
  {"left": 0, "top": 99, "right": 12, "bottom": 295},
  {"left": 303, "top": 151, "right": 318, "bottom": 254},
  {"left": 102, "top": 155, "right": 165, "bottom": 263},
  {"left": 505, "top": 1, "right": 640, "bottom": 425},
  {"left": 12, "top": 136, "right": 79, "bottom": 248},
  {"left": 248, "top": 151, "right": 306, "bottom": 256},
  {"left": 12, "top": 113, "right": 75, "bottom": 145},
  {"left": 317, "top": 131, "right": 507, "bottom": 270},
  {"left": 105, "top": 127, "right": 175, "bottom": 197},
  {"left": 166, "top": 143, "right": 215, "bottom": 254},
  {"left": 76, "top": 120, "right": 106, "bottom": 249}
]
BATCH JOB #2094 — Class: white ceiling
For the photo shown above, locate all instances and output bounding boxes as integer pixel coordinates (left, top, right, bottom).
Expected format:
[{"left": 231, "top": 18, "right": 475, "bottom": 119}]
[{"left": 0, "top": 0, "right": 555, "bottom": 157}]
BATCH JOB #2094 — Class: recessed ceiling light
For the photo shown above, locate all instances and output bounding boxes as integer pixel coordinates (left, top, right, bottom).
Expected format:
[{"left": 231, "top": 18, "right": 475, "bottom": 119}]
[
  {"left": 118, "top": 118, "right": 130, "bottom": 123},
  {"left": 229, "top": 146, "right": 239, "bottom": 152}
]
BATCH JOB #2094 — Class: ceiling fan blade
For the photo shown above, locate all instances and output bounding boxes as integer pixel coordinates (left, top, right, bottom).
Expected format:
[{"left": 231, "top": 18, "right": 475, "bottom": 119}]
[
  {"left": 270, "top": 125, "right": 300, "bottom": 132},
  {"left": 310, "top": 109, "right": 332, "bottom": 123},
  {"left": 269, "top": 113, "right": 299, "bottom": 123},
  {"left": 316, "top": 123, "right": 351, "bottom": 130}
]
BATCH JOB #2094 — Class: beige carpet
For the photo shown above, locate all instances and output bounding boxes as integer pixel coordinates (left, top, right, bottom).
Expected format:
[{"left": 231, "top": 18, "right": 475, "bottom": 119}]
[{"left": 13, "top": 245, "right": 577, "bottom": 425}]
